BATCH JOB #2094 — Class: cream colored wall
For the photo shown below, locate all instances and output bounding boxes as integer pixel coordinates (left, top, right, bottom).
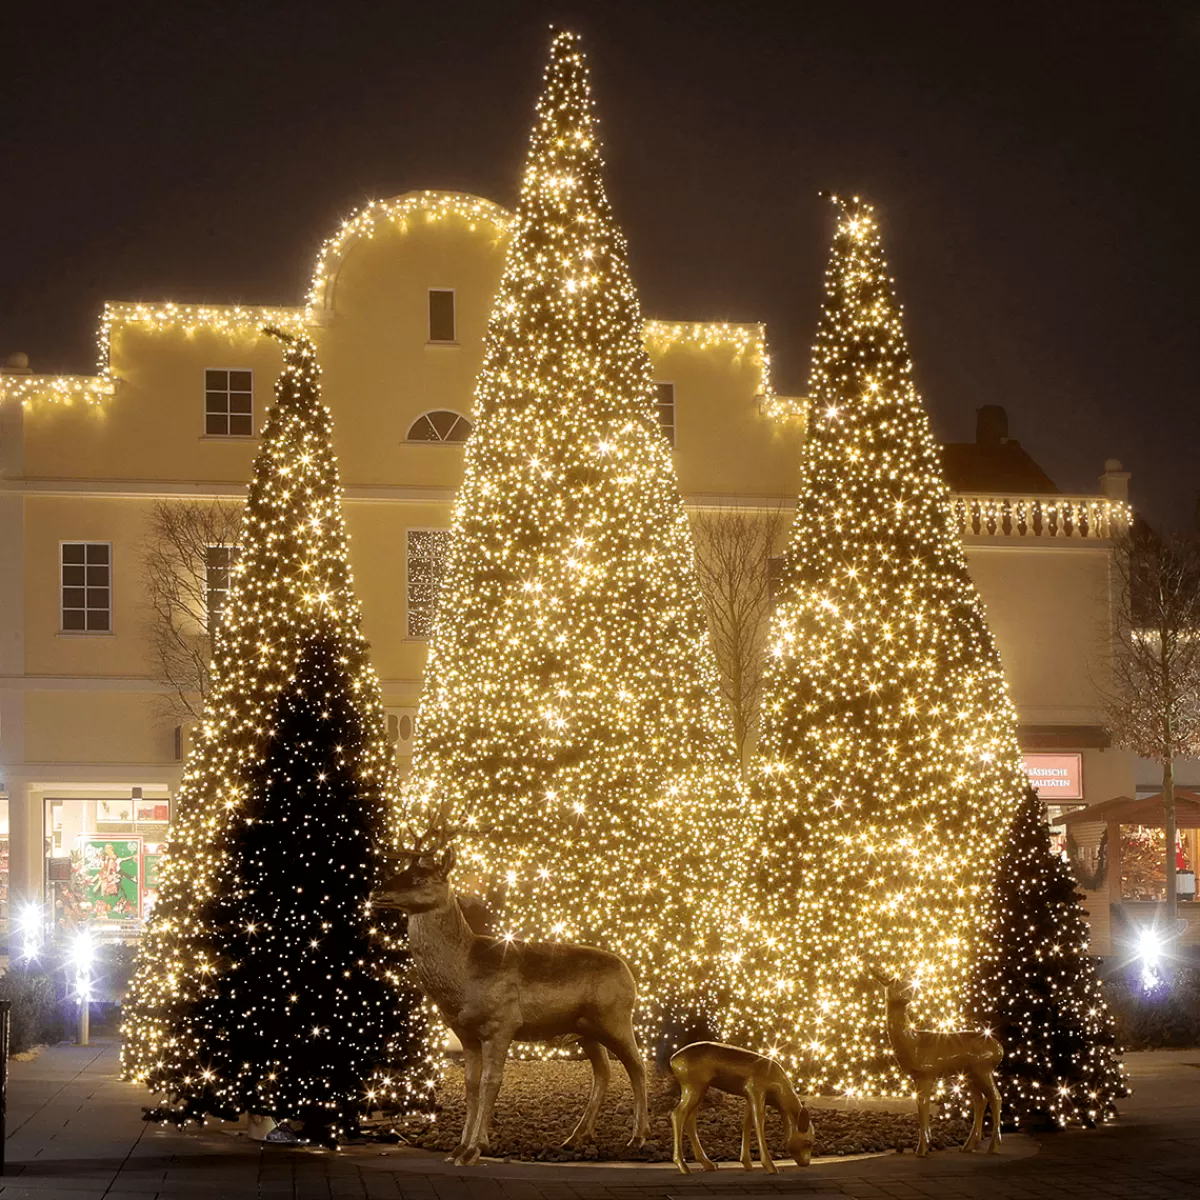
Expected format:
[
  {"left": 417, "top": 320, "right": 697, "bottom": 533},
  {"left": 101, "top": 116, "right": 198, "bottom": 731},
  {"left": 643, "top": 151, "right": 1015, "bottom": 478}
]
[{"left": 24, "top": 692, "right": 170, "bottom": 764}]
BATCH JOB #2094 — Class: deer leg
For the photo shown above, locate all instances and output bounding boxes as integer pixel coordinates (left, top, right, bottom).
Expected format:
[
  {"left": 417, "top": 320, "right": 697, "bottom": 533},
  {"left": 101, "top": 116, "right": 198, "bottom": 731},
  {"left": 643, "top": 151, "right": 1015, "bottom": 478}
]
[
  {"left": 602, "top": 1021, "right": 649, "bottom": 1146},
  {"left": 961, "top": 1080, "right": 984, "bottom": 1153},
  {"left": 563, "top": 1039, "right": 610, "bottom": 1147},
  {"left": 671, "top": 1083, "right": 702, "bottom": 1173},
  {"left": 915, "top": 1081, "right": 932, "bottom": 1158},
  {"left": 684, "top": 1089, "right": 715, "bottom": 1171},
  {"left": 449, "top": 1039, "right": 482, "bottom": 1162},
  {"left": 455, "top": 1033, "right": 511, "bottom": 1167},
  {"left": 983, "top": 1072, "right": 1002, "bottom": 1155},
  {"left": 739, "top": 1101, "right": 754, "bottom": 1170},
  {"left": 749, "top": 1090, "right": 776, "bottom": 1174}
]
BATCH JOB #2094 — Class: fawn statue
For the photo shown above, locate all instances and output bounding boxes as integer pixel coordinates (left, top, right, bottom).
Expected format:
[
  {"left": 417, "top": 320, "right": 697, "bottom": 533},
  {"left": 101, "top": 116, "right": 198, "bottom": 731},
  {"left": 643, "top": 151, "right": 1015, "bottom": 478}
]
[
  {"left": 669, "top": 1041, "right": 814, "bottom": 1174},
  {"left": 870, "top": 968, "right": 1004, "bottom": 1157},
  {"left": 371, "top": 841, "right": 650, "bottom": 1166}
]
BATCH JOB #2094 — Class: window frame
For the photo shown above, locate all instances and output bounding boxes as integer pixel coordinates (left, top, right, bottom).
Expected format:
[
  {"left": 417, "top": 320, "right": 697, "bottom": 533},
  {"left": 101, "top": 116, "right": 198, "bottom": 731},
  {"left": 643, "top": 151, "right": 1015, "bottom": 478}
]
[
  {"left": 405, "top": 527, "right": 453, "bottom": 640},
  {"left": 405, "top": 409, "right": 475, "bottom": 444},
  {"left": 655, "top": 381, "right": 676, "bottom": 447},
  {"left": 204, "top": 544, "right": 241, "bottom": 633},
  {"left": 427, "top": 288, "right": 458, "bottom": 345},
  {"left": 203, "top": 367, "right": 255, "bottom": 439},
  {"left": 59, "top": 541, "right": 113, "bottom": 635}
]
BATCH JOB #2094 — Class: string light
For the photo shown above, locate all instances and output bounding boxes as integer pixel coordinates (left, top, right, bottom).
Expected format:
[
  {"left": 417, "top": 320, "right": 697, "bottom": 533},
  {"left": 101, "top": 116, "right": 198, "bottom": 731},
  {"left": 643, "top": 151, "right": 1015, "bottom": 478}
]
[
  {"left": 970, "top": 787, "right": 1127, "bottom": 1126},
  {"left": 401, "top": 30, "right": 749, "bottom": 1045},
  {"left": 731, "top": 195, "right": 1028, "bottom": 1096},
  {"left": 120, "top": 331, "right": 432, "bottom": 1145}
]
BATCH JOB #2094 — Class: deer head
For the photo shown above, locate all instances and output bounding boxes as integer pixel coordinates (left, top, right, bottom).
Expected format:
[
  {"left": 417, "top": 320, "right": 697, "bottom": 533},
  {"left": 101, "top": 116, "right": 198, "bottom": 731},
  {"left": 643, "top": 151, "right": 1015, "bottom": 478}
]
[
  {"left": 867, "top": 964, "right": 916, "bottom": 1004},
  {"left": 372, "top": 845, "right": 457, "bottom": 913}
]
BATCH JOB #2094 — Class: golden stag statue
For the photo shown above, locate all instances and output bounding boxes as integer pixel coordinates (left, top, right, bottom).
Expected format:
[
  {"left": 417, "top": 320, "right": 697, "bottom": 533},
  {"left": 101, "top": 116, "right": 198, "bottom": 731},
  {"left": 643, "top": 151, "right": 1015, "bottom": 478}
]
[
  {"left": 371, "top": 843, "right": 650, "bottom": 1166},
  {"left": 669, "top": 1041, "right": 814, "bottom": 1174},
  {"left": 871, "top": 968, "right": 1004, "bottom": 1157}
]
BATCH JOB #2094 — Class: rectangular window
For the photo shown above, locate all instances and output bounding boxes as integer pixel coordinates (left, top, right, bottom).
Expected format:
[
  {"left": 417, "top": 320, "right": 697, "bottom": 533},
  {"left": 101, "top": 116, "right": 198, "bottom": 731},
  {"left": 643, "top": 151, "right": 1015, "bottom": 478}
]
[
  {"left": 61, "top": 542, "right": 111, "bottom": 633},
  {"left": 407, "top": 529, "right": 452, "bottom": 639},
  {"left": 655, "top": 382, "right": 676, "bottom": 446},
  {"left": 205, "top": 545, "right": 240, "bottom": 632},
  {"left": 767, "top": 555, "right": 786, "bottom": 601},
  {"left": 428, "top": 289, "right": 457, "bottom": 343},
  {"left": 205, "top": 368, "right": 254, "bottom": 437}
]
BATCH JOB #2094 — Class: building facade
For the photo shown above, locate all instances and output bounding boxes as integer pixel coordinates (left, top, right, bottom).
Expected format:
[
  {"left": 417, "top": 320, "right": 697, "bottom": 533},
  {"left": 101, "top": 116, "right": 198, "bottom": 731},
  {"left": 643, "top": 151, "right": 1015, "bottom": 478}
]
[{"left": 0, "top": 190, "right": 1137, "bottom": 950}]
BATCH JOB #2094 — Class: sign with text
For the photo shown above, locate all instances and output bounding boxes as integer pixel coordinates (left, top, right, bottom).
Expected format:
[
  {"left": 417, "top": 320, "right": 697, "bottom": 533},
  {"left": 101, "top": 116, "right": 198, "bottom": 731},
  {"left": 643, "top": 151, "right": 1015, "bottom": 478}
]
[{"left": 1022, "top": 752, "right": 1083, "bottom": 800}]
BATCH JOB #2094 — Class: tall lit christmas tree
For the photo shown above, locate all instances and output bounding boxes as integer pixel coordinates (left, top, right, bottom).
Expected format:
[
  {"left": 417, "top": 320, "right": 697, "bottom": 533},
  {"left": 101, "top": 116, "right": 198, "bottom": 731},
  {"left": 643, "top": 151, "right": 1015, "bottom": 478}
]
[
  {"left": 971, "top": 788, "right": 1126, "bottom": 1127},
  {"left": 405, "top": 31, "right": 747, "bottom": 1039},
  {"left": 735, "top": 197, "right": 1026, "bottom": 1095},
  {"left": 122, "top": 332, "right": 430, "bottom": 1144}
]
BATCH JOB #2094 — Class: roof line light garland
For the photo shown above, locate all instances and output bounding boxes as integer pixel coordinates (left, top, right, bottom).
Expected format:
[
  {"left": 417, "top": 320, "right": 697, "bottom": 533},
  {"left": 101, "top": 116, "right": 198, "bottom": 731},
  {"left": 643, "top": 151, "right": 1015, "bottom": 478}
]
[
  {"left": 970, "top": 787, "right": 1126, "bottom": 1127},
  {"left": 120, "top": 330, "right": 432, "bottom": 1145},
  {"left": 402, "top": 30, "right": 749, "bottom": 1050},
  {"left": 731, "top": 196, "right": 1027, "bottom": 1096}
]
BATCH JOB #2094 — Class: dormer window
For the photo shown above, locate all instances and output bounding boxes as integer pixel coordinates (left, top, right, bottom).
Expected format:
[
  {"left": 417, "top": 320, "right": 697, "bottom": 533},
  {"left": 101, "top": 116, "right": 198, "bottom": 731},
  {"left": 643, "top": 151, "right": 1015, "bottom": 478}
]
[{"left": 407, "top": 410, "right": 473, "bottom": 443}]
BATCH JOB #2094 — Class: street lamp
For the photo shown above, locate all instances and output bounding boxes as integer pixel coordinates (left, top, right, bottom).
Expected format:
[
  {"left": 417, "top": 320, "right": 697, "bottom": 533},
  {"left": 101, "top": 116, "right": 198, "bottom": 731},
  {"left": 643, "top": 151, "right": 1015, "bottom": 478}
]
[
  {"left": 72, "top": 930, "right": 95, "bottom": 1046},
  {"left": 16, "top": 903, "right": 43, "bottom": 964}
]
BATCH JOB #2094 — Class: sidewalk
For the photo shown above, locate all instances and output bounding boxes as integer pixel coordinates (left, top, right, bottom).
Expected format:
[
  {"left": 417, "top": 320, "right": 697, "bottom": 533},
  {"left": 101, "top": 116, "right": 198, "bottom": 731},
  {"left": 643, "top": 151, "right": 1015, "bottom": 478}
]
[{"left": 3, "top": 1039, "right": 1199, "bottom": 1199}]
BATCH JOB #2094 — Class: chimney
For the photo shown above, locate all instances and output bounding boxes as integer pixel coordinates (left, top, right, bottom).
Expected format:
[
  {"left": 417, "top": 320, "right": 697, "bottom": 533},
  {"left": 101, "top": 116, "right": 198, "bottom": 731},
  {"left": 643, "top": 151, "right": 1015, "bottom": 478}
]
[
  {"left": 975, "top": 405, "right": 1008, "bottom": 446},
  {"left": 1100, "top": 458, "right": 1130, "bottom": 503}
]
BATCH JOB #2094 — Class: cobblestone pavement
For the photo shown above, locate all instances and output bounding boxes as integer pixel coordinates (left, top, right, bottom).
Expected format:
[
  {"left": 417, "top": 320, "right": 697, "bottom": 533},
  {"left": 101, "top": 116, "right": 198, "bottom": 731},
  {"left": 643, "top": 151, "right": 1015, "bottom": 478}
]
[{"left": 4, "top": 1039, "right": 1198, "bottom": 1199}]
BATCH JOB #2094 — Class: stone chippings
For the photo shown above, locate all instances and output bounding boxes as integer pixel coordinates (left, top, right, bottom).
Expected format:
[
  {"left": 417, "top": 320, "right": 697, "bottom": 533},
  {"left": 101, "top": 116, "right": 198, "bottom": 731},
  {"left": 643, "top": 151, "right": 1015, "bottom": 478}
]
[{"left": 394, "top": 1061, "right": 973, "bottom": 1161}]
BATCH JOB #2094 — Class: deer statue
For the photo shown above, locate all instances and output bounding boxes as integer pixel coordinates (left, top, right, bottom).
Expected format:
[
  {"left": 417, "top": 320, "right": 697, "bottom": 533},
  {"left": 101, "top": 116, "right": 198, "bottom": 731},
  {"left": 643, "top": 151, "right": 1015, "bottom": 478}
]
[
  {"left": 669, "top": 1041, "right": 815, "bottom": 1174},
  {"left": 371, "top": 842, "right": 650, "bottom": 1166},
  {"left": 870, "top": 967, "right": 1004, "bottom": 1157}
]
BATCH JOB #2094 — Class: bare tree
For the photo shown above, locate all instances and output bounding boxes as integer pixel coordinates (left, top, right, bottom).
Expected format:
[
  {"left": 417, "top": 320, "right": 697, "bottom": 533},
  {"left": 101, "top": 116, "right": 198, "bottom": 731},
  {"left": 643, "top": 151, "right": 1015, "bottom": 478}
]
[
  {"left": 691, "top": 503, "right": 790, "bottom": 762},
  {"left": 142, "top": 498, "right": 243, "bottom": 723},
  {"left": 1102, "top": 522, "right": 1200, "bottom": 923}
]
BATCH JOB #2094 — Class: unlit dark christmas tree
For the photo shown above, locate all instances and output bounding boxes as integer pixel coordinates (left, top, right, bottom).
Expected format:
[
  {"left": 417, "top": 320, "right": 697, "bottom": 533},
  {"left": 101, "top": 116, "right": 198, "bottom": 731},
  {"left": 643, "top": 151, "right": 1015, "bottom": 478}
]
[
  {"left": 971, "top": 787, "right": 1126, "bottom": 1127},
  {"left": 736, "top": 197, "right": 1027, "bottom": 1095},
  {"left": 404, "top": 31, "right": 747, "bottom": 1037},
  {"left": 121, "top": 331, "right": 429, "bottom": 1144}
]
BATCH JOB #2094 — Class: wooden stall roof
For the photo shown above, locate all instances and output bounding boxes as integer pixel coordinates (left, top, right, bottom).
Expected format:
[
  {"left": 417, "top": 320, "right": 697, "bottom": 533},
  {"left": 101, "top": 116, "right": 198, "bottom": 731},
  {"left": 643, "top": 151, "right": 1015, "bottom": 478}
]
[{"left": 1060, "top": 790, "right": 1200, "bottom": 829}]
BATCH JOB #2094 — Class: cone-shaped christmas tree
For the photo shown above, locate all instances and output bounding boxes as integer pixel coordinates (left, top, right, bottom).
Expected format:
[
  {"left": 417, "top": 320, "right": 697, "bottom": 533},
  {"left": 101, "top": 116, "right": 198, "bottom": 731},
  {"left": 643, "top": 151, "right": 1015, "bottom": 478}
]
[
  {"left": 971, "top": 788, "right": 1126, "bottom": 1127},
  {"left": 405, "top": 31, "right": 747, "bottom": 1038},
  {"left": 735, "top": 197, "right": 1026, "bottom": 1094},
  {"left": 121, "top": 332, "right": 430, "bottom": 1144}
]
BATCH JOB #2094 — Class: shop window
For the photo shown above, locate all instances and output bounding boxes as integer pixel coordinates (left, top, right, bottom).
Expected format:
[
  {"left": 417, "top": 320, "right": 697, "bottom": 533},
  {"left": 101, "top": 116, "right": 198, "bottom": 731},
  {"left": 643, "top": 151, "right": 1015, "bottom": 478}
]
[
  {"left": 407, "top": 529, "right": 452, "bottom": 639},
  {"left": 205, "top": 368, "right": 253, "bottom": 437},
  {"left": 45, "top": 793, "right": 173, "bottom": 937},
  {"left": 61, "top": 542, "right": 111, "bottom": 632},
  {"left": 407, "top": 410, "right": 473, "bottom": 443},
  {"left": 428, "top": 289, "right": 456, "bottom": 343},
  {"left": 205, "top": 544, "right": 240, "bottom": 631},
  {"left": 656, "top": 382, "right": 675, "bottom": 446}
]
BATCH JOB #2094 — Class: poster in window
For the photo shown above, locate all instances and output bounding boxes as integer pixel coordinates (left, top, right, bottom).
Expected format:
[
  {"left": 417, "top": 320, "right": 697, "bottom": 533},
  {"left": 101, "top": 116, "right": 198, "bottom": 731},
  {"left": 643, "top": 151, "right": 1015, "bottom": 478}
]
[
  {"left": 142, "top": 846, "right": 164, "bottom": 919},
  {"left": 77, "top": 837, "right": 141, "bottom": 921}
]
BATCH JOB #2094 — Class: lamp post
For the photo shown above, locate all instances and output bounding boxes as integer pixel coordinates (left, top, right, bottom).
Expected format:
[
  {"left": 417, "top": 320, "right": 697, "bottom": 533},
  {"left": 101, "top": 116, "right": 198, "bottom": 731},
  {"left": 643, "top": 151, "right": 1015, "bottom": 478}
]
[{"left": 72, "top": 930, "right": 94, "bottom": 1046}]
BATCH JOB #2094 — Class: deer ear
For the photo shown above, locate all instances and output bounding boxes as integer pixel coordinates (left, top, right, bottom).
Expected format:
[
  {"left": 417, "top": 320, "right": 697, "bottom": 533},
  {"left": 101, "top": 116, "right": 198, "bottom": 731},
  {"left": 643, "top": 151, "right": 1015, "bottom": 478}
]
[{"left": 439, "top": 845, "right": 456, "bottom": 876}]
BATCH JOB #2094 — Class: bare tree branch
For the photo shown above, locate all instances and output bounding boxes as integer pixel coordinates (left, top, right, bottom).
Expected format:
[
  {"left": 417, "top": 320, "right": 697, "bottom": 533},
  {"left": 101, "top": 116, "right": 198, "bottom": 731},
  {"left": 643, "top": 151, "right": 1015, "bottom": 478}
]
[
  {"left": 141, "top": 499, "right": 243, "bottom": 724},
  {"left": 691, "top": 503, "right": 790, "bottom": 763}
]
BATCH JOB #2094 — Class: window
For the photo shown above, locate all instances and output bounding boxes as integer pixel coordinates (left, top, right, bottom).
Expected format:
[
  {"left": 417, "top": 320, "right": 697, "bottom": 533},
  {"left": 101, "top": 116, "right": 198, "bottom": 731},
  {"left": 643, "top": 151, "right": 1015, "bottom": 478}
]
[
  {"left": 655, "top": 382, "right": 676, "bottom": 446},
  {"left": 407, "top": 529, "right": 452, "bottom": 638},
  {"left": 205, "top": 545, "right": 240, "bottom": 631},
  {"left": 768, "top": 555, "right": 786, "bottom": 601},
  {"left": 61, "top": 542, "right": 111, "bottom": 632},
  {"left": 407, "top": 410, "right": 474, "bottom": 443},
  {"left": 205, "top": 369, "right": 253, "bottom": 436},
  {"left": 428, "top": 289, "right": 456, "bottom": 343}
]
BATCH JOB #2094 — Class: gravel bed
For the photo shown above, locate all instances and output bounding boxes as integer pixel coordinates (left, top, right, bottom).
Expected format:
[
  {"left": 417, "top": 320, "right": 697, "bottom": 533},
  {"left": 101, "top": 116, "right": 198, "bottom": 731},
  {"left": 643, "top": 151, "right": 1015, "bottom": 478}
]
[{"left": 395, "top": 1059, "right": 974, "bottom": 1162}]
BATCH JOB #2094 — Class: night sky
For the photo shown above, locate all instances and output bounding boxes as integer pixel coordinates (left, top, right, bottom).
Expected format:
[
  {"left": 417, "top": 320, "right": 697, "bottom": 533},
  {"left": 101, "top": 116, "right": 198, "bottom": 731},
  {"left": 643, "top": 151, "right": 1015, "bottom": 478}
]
[{"left": 4, "top": 1, "right": 1197, "bottom": 525}]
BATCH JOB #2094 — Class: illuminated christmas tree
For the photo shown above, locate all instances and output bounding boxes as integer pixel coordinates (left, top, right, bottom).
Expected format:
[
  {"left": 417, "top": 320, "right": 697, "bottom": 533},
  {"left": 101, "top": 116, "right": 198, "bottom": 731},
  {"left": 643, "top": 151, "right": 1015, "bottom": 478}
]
[
  {"left": 971, "top": 788, "right": 1125, "bottom": 1127},
  {"left": 736, "top": 197, "right": 1026, "bottom": 1094},
  {"left": 121, "top": 331, "right": 430, "bottom": 1144},
  {"left": 405, "top": 31, "right": 747, "bottom": 1040}
]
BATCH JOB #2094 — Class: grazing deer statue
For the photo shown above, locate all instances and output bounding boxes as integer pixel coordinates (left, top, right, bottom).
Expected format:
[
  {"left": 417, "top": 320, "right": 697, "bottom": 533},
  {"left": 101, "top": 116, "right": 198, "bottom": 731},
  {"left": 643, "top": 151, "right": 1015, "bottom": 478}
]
[
  {"left": 371, "top": 842, "right": 650, "bottom": 1166},
  {"left": 870, "top": 968, "right": 1003, "bottom": 1157},
  {"left": 669, "top": 1041, "right": 814, "bottom": 1174}
]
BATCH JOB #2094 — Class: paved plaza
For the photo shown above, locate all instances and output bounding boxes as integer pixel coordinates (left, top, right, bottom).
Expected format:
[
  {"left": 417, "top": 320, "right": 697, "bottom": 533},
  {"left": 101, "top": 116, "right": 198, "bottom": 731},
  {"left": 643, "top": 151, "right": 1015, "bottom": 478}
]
[{"left": 2, "top": 1039, "right": 1197, "bottom": 1199}]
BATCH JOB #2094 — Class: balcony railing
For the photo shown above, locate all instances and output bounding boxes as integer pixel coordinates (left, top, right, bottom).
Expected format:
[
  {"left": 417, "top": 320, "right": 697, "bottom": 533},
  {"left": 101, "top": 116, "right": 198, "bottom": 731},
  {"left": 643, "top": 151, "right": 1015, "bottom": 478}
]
[{"left": 952, "top": 495, "right": 1131, "bottom": 541}]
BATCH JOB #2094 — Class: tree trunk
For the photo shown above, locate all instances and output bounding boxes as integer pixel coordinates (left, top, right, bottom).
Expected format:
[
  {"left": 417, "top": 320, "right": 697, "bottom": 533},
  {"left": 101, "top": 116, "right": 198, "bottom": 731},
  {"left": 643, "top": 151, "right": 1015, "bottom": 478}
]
[{"left": 1163, "top": 756, "right": 1177, "bottom": 924}]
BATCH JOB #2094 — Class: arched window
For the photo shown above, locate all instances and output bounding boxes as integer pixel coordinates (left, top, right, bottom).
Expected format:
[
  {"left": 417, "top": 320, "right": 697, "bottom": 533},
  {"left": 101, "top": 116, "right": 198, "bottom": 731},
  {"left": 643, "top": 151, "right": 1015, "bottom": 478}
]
[{"left": 407, "top": 410, "right": 473, "bottom": 443}]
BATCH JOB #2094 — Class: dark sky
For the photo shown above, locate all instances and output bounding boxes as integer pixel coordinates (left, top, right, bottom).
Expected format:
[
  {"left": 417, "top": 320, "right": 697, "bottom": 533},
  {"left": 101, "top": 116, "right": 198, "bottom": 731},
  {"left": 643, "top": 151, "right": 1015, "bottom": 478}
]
[{"left": 4, "top": 0, "right": 1197, "bottom": 525}]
